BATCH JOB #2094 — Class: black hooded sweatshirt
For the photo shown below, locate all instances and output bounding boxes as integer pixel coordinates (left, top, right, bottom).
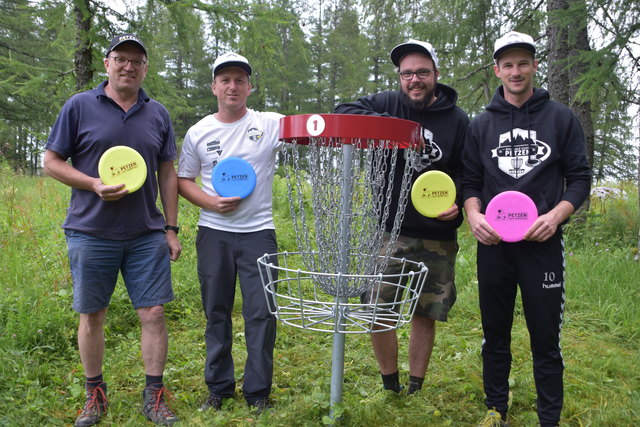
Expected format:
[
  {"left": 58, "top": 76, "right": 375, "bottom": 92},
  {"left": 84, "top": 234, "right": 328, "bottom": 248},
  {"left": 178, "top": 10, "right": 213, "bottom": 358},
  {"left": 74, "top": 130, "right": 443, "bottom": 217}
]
[
  {"left": 334, "top": 83, "right": 469, "bottom": 241},
  {"left": 463, "top": 86, "right": 591, "bottom": 215}
]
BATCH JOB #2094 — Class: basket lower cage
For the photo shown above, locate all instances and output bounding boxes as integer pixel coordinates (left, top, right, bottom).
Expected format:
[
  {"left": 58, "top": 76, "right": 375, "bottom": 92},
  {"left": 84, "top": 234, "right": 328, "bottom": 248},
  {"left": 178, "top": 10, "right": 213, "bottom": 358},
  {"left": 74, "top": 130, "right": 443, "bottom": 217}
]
[{"left": 258, "top": 252, "right": 428, "bottom": 334}]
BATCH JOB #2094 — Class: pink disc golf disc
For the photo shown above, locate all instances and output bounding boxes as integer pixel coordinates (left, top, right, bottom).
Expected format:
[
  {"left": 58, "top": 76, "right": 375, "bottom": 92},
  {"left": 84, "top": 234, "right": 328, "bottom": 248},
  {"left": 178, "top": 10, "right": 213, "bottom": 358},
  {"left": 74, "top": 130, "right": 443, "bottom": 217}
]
[{"left": 485, "top": 191, "right": 538, "bottom": 242}]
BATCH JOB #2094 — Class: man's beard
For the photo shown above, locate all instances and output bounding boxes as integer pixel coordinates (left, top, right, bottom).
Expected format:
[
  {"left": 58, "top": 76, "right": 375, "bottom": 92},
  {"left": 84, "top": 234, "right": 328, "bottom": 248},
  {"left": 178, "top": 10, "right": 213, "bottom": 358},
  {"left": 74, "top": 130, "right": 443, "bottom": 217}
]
[{"left": 403, "top": 84, "right": 437, "bottom": 110}]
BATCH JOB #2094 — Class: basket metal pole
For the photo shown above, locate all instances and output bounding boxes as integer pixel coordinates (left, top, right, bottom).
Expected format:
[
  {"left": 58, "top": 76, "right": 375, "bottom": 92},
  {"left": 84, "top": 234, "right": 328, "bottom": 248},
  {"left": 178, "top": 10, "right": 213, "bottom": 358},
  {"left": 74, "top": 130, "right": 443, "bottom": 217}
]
[{"left": 329, "top": 142, "right": 355, "bottom": 419}]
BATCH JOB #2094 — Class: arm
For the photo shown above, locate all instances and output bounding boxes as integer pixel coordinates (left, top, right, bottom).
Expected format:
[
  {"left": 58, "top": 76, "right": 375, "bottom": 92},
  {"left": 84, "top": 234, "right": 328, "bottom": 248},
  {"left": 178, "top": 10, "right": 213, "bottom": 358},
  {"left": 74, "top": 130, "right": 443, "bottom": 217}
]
[
  {"left": 525, "top": 110, "right": 590, "bottom": 242},
  {"left": 439, "top": 110, "right": 470, "bottom": 222},
  {"left": 461, "top": 121, "right": 500, "bottom": 244},
  {"left": 464, "top": 197, "right": 501, "bottom": 245},
  {"left": 559, "top": 113, "right": 591, "bottom": 211},
  {"left": 177, "top": 177, "right": 241, "bottom": 214},
  {"left": 157, "top": 161, "right": 182, "bottom": 261},
  {"left": 333, "top": 93, "right": 391, "bottom": 116},
  {"left": 43, "top": 149, "right": 129, "bottom": 201},
  {"left": 334, "top": 93, "right": 424, "bottom": 151}
]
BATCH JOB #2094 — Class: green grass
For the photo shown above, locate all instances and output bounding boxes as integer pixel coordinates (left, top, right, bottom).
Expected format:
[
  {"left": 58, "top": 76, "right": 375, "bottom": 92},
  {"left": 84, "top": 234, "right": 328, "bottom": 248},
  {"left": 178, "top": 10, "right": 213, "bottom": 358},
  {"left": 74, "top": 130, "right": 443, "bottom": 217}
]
[{"left": 0, "top": 166, "right": 638, "bottom": 426}]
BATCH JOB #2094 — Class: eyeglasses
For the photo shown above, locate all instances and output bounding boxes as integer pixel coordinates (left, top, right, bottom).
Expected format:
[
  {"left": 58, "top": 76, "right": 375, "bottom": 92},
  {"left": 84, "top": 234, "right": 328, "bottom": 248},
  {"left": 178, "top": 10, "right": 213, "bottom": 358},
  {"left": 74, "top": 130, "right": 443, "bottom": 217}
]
[
  {"left": 399, "top": 69, "right": 434, "bottom": 80},
  {"left": 109, "top": 56, "right": 146, "bottom": 69}
]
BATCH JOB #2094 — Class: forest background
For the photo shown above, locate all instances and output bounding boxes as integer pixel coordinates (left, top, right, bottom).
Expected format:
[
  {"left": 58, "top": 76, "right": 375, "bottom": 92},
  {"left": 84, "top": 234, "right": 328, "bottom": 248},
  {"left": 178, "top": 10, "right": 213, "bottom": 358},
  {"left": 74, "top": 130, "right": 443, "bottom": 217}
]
[
  {"left": 1, "top": 0, "right": 639, "bottom": 426},
  {"left": 1, "top": 0, "right": 640, "bottom": 182}
]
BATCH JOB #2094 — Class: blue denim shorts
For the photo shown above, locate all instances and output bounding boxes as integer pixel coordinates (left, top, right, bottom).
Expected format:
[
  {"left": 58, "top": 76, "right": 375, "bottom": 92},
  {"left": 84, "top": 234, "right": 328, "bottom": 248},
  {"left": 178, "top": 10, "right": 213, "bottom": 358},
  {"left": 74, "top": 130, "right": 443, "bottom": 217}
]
[{"left": 65, "top": 230, "right": 174, "bottom": 313}]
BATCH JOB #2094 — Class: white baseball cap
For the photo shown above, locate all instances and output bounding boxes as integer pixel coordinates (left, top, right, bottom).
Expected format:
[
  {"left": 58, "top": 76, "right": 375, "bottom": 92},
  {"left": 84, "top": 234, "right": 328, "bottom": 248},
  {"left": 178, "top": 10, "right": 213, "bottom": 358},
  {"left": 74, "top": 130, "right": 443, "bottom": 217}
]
[
  {"left": 212, "top": 52, "right": 252, "bottom": 77},
  {"left": 390, "top": 39, "right": 439, "bottom": 69},
  {"left": 493, "top": 31, "right": 536, "bottom": 60}
]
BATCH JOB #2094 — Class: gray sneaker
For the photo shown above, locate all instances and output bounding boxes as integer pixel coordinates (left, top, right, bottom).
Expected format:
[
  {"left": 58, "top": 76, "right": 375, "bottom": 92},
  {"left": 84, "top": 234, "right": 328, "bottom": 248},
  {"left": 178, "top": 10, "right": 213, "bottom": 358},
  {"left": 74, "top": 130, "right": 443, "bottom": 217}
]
[
  {"left": 74, "top": 383, "right": 108, "bottom": 427},
  {"left": 141, "top": 387, "right": 178, "bottom": 425}
]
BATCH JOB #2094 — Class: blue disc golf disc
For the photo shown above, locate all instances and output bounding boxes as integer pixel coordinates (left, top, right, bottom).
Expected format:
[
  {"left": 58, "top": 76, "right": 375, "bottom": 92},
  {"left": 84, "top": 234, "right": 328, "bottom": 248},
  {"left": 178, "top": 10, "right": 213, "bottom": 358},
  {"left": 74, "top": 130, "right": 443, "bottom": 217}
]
[{"left": 211, "top": 157, "right": 257, "bottom": 198}]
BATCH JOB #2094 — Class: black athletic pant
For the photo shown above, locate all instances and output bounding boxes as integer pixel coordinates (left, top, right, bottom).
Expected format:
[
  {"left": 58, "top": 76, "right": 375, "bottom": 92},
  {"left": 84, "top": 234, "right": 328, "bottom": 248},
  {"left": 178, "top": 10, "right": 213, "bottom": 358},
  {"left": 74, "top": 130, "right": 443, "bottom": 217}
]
[
  {"left": 477, "top": 231, "right": 565, "bottom": 426},
  {"left": 196, "top": 227, "right": 278, "bottom": 403}
]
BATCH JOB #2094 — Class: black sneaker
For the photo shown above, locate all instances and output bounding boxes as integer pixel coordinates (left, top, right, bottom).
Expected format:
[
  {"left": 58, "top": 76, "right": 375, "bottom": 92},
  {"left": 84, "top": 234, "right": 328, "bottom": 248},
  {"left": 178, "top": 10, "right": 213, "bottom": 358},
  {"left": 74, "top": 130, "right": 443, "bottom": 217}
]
[
  {"left": 407, "top": 382, "right": 422, "bottom": 395},
  {"left": 199, "top": 394, "right": 223, "bottom": 411},
  {"left": 75, "top": 383, "right": 108, "bottom": 427},
  {"left": 383, "top": 384, "right": 404, "bottom": 394},
  {"left": 248, "top": 398, "right": 272, "bottom": 415},
  {"left": 141, "top": 386, "right": 178, "bottom": 425}
]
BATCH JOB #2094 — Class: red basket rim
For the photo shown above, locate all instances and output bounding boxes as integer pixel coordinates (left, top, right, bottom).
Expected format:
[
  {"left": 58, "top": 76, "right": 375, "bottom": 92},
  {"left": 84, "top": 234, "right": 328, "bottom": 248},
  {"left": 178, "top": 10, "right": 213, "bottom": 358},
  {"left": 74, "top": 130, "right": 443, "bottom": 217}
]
[{"left": 278, "top": 114, "right": 421, "bottom": 148}]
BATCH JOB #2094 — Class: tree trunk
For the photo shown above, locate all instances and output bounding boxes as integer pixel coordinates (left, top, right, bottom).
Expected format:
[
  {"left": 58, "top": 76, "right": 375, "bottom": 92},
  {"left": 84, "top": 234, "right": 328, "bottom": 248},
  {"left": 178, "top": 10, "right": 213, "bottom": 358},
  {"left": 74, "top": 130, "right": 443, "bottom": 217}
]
[
  {"left": 636, "top": 115, "right": 640, "bottom": 262},
  {"left": 546, "top": 0, "right": 571, "bottom": 104},
  {"left": 547, "top": 0, "right": 594, "bottom": 216},
  {"left": 74, "top": 0, "right": 93, "bottom": 91}
]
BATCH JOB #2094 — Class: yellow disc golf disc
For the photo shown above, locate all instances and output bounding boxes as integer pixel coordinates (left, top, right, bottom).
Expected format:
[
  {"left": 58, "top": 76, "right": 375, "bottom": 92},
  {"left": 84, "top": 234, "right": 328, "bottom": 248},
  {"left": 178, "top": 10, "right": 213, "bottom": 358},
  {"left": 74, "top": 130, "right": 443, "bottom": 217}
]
[
  {"left": 98, "top": 146, "right": 147, "bottom": 193},
  {"left": 410, "top": 170, "right": 456, "bottom": 218}
]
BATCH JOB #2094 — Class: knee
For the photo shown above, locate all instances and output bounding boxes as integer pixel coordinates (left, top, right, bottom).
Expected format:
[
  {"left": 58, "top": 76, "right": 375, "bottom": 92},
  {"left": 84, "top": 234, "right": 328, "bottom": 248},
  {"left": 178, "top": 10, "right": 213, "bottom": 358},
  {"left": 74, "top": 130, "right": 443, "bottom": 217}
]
[
  {"left": 137, "top": 305, "right": 166, "bottom": 326},
  {"left": 79, "top": 309, "right": 107, "bottom": 334},
  {"left": 413, "top": 314, "right": 435, "bottom": 329}
]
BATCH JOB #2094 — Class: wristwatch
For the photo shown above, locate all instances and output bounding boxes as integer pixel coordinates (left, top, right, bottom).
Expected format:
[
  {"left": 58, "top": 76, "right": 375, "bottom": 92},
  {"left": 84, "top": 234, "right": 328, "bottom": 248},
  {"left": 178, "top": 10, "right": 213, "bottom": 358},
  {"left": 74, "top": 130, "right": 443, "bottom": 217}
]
[{"left": 164, "top": 225, "right": 180, "bottom": 234}]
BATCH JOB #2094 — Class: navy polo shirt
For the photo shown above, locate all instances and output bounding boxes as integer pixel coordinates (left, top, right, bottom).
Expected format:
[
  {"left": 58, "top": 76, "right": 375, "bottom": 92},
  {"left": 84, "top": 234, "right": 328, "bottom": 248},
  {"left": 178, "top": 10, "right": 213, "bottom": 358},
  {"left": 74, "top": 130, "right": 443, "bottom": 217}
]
[{"left": 46, "top": 81, "right": 176, "bottom": 240}]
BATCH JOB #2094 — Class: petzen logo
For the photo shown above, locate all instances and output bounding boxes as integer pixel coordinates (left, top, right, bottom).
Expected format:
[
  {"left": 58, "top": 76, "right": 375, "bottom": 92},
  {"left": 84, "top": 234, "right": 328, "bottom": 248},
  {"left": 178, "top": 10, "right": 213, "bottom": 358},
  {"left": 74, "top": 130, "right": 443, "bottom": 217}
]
[
  {"left": 493, "top": 209, "right": 530, "bottom": 221},
  {"left": 109, "top": 161, "right": 139, "bottom": 177},
  {"left": 492, "top": 128, "right": 551, "bottom": 179},
  {"left": 221, "top": 173, "right": 248, "bottom": 182},
  {"left": 418, "top": 189, "right": 449, "bottom": 199}
]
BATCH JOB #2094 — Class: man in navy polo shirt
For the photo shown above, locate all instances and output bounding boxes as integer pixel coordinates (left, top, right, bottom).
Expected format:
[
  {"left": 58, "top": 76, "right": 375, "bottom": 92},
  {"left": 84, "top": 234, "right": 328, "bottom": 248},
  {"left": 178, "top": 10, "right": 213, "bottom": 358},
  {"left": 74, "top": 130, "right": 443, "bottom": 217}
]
[{"left": 44, "top": 34, "right": 181, "bottom": 426}]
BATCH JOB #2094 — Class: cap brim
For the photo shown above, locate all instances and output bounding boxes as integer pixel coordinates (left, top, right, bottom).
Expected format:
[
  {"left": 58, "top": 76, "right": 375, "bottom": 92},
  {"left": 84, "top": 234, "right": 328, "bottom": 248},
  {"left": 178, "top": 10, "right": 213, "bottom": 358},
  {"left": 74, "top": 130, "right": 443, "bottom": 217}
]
[
  {"left": 493, "top": 43, "right": 535, "bottom": 59},
  {"left": 390, "top": 44, "right": 433, "bottom": 67},
  {"left": 214, "top": 61, "right": 252, "bottom": 76}
]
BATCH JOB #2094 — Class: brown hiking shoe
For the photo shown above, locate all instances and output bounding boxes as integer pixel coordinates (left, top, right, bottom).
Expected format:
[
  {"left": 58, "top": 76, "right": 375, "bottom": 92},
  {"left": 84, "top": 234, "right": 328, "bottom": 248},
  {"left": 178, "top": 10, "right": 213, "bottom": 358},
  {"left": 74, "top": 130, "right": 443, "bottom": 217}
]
[
  {"left": 141, "top": 386, "right": 178, "bottom": 425},
  {"left": 74, "top": 383, "right": 108, "bottom": 426}
]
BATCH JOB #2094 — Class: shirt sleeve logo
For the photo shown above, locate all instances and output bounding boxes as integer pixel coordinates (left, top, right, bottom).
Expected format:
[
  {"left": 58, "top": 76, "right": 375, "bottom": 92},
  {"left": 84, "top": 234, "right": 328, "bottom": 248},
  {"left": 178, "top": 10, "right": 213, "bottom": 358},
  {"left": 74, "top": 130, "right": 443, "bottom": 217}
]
[{"left": 492, "top": 128, "right": 550, "bottom": 179}]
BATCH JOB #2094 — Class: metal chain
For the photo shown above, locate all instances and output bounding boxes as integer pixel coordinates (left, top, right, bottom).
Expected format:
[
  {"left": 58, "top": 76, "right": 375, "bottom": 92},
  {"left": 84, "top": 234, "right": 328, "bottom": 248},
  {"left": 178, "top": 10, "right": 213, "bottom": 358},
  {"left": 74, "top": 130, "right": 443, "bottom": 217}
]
[{"left": 282, "top": 137, "right": 414, "bottom": 297}]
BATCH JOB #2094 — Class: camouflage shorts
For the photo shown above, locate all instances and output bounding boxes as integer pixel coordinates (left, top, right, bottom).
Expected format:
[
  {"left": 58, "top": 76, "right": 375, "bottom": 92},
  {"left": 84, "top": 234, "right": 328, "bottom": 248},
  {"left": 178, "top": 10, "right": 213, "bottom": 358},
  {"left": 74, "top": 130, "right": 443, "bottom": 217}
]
[{"left": 367, "top": 233, "right": 458, "bottom": 321}]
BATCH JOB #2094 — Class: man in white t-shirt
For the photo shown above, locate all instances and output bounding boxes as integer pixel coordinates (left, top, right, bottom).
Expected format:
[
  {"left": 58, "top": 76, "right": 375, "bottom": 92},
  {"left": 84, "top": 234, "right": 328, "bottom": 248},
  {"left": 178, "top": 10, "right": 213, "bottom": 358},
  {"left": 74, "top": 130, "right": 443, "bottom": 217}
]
[{"left": 177, "top": 52, "right": 283, "bottom": 414}]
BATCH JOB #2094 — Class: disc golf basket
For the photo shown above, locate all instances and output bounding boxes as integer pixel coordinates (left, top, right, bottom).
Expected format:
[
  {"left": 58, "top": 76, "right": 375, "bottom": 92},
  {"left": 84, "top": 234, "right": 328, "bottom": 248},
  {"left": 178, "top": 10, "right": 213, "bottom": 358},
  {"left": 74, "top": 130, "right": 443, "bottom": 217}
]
[{"left": 257, "top": 114, "right": 429, "bottom": 420}]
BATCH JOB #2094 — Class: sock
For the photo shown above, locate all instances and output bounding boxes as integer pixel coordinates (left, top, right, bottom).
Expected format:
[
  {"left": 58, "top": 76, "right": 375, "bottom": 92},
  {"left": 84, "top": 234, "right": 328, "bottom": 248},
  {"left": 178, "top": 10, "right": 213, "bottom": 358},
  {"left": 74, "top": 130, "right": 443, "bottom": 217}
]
[
  {"left": 381, "top": 371, "right": 402, "bottom": 393},
  {"left": 86, "top": 373, "right": 104, "bottom": 389},
  {"left": 145, "top": 374, "right": 163, "bottom": 389},
  {"left": 407, "top": 375, "right": 424, "bottom": 394}
]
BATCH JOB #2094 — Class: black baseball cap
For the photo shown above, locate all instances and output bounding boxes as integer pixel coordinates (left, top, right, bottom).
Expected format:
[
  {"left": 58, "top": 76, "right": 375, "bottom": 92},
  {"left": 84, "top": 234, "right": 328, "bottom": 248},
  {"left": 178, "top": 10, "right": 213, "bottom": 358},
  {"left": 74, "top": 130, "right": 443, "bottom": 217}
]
[{"left": 106, "top": 34, "right": 147, "bottom": 57}]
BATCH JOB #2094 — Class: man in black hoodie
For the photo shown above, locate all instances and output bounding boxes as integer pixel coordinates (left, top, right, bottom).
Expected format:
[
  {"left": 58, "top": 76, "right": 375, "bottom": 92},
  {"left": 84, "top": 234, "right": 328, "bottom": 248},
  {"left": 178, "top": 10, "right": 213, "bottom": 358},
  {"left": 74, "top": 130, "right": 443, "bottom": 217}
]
[
  {"left": 463, "top": 31, "right": 591, "bottom": 427},
  {"left": 334, "top": 39, "right": 469, "bottom": 395}
]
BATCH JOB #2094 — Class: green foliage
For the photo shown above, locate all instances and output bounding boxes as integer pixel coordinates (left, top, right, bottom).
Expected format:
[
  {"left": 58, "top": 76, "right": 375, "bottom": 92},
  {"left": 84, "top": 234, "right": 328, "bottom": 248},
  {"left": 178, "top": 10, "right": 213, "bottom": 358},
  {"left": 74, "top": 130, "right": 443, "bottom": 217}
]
[
  {"left": 0, "top": 0, "right": 75, "bottom": 173},
  {"left": 1, "top": 171, "right": 639, "bottom": 425},
  {"left": 239, "top": 2, "right": 315, "bottom": 115},
  {"left": 324, "top": 3, "right": 369, "bottom": 105},
  {"left": 564, "top": 181, "right": 639, "bottom": 249}
]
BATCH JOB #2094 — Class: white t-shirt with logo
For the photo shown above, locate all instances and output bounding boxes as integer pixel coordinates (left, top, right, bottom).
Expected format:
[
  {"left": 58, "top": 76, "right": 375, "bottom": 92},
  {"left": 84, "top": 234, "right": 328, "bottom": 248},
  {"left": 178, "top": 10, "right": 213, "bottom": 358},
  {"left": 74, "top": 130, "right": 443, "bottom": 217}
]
[{"left": 178, "top": 109, "right": 283, "bottom": 232}]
